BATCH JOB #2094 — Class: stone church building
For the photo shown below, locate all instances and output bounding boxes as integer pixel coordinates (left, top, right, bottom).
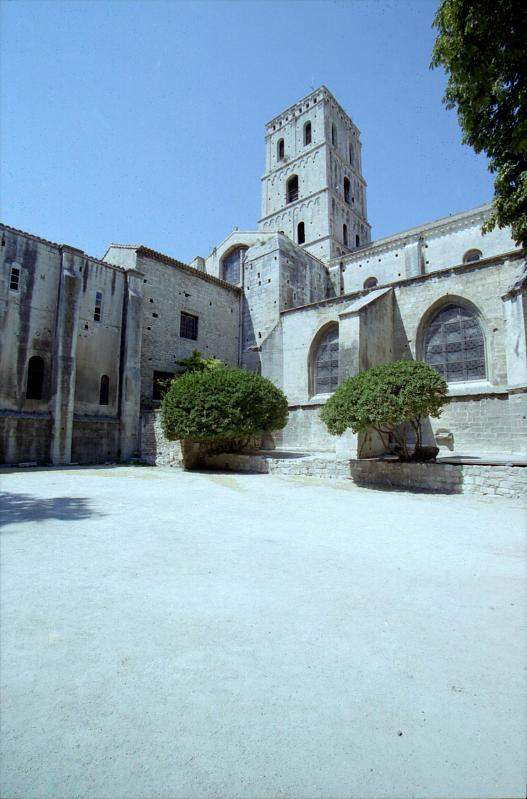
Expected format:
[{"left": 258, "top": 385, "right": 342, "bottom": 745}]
[{"left": 1, "top": 86, "right": 525, "bottom": 465}]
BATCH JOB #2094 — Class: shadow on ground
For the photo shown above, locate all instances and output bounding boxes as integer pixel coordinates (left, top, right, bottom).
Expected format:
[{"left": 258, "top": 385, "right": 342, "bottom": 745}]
[{"left": 0, "top": 492, "right": 99, "bottom": 529}]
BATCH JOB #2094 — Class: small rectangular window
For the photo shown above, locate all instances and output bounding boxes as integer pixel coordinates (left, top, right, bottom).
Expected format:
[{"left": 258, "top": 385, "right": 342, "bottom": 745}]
[
  {"left": 94, "top": 291, "right": 103, "bottom": 322},
  {"left": 180, "top": 312, "right": 198, "bottom": 340},
  {"left": 9, "top": 266, "right": 20, "bottom": 291}
]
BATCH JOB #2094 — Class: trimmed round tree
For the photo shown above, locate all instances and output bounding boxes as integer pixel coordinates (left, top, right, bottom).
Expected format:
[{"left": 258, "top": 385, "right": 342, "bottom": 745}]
[
  {"left": 320, "top": 360, "right": 448, "bottom": 461},
  {"left": 161, "top": 366, "right": 288, "bottom": 452}
]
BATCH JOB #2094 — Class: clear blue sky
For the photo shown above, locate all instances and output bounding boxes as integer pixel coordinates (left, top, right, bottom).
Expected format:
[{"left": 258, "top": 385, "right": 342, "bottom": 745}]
[{"left": 0, "top": 0, "right": 494, "bottom": 263}]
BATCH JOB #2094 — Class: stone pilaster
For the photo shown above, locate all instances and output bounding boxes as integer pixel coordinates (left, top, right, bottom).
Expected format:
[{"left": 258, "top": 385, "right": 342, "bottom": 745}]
[
  {"left": 119, "top": 269, "right": 143, "bottom": 460},
  {"left": 50, "top": 246, "right": 83, "bottom": 464}
]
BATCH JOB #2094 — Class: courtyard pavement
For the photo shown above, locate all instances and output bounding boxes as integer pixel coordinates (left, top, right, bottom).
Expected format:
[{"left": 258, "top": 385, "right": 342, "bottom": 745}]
[{"left": 0, "top": 465, "right": 526, "bottom": 799}]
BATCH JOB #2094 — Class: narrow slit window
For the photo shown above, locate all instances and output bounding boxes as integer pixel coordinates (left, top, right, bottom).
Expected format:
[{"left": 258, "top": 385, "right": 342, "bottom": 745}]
[
  {"left": 26, "top": 356, "right": 45, "bottom": 400},
  {"left": 304, "top": 121, "right": 312, "bottom": 146},
  {"left": 94, "top": 291, "right": 103, "bottom": 322},
  {"left": 9, "top": 266, "right": 20, "bottom": 291},
  {"left": 99, "top": 375, "right": 110, "bottom": 406},
  {"left": 344, "top": 177, "right": 351, "bottom": 204},
  {"left": 343, "top": 224, "right": 348, "bottom": 247},
  {"left": 277, "top": 138, "right": 285, "bottom": 160},
  {"left": 297, "top": 222, "right": 305, "bottom": 244},
  {"left": 286, "top": 175, "right": 299, "bottom": 204},
  {"left": 355, "top": 234, "right": 360, "bottom": 247},
  {"left": 331, "top": 124, "right": 337, "bottom": 147}
]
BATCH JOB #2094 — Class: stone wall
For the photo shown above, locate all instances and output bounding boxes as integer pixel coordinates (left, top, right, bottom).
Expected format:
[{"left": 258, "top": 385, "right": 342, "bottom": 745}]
[
  {"left": 71, "top": 418, "right": 120, "bottom": 464},
  {"left": 0, "top": 413, "right": 51, "bottom": 464},
  {"left": 140, "top": 410, "right": 184, "bottom": 467}
]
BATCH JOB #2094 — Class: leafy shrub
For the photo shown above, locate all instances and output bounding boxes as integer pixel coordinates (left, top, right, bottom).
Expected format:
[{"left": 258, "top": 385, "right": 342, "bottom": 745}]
[
  {"left": 320, "top": 360, "right": 448, "bottom": 461},
  {"left": 176, "top": 349, "right": 223, "bottom": 374},
  {"left": 161, "top": 366, "right": 288, "bottom": 446}
]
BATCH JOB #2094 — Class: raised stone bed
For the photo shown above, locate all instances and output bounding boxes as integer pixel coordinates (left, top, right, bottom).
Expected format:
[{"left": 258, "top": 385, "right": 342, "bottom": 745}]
[{"left": 349, "top": 459, "right": 526, "bottom": 499}]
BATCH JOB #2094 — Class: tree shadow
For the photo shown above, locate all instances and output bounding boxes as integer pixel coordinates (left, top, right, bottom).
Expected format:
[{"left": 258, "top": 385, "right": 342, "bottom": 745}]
[{"left": 0, "top": 492, "right": 101, "bottom": 529}]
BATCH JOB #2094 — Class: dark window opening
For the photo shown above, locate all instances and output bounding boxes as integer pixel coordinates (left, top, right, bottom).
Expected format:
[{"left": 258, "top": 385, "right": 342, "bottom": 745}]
[
  {"left": 94, "top": 291, "right": 103, "bottom": 322},
  {"left": 297, "top": 222, "right": 305, "bottom": 244},
  {"left": 26, "top": 356, "right": 45, "bottom": 400},
  {"left": 314, "top": 326, "right": 339, "bottom": 394},
  {"left": 99, "top": 375, "right": 110, "bottom": 406},
  {"left": 180, "top": 311, "right": 198, "bottom": 340},
  {"left": 153, "top": 370, "right": 175, "bottom": 401},
  {"left": 344, "top": 177, "right": 351, "bottom": 204},
  {"left": 342, "top": 224, "right": 348, "bottom": 247},
  {"left": 277, "top": 138, "right": 285, "bottom": 160},
  {"left": 424, "top": 304, "right": 485, "bottom": 382},
  {"left": 349, "top": 143, "right": 354, "bottom": 164},
  {"left": 364, "top": 277, "right": 378, "bottom": 290},
  {"left": 463, "top": 249, "right": 482, "bottom": 264},
  {"left": 331, "top": 124, "right": 337, "bottom": 147},
  {"left": 9, "top": 266, "right": 20, "bottom": 291},
  {"left": 222, "top": 246, "right": 247, "bottom": 285},
  {"left": 286, "top": 175, "right": 299, "bottom": 204},
  {"left": 304, "top": 121, "right": 312, "bottom": 146},
  {"left": 355, "top": 234, "right": 360, "bottom": 247}
]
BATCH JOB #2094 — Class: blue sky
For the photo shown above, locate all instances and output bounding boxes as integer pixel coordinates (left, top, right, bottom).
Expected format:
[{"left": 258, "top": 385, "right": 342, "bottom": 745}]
[{"left": 1, "top": 0, "right": 494, "bottom": 263}]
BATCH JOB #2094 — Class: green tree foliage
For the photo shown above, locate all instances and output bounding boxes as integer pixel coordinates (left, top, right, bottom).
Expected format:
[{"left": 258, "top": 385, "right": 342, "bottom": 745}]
[
  {"left": 175, "top": 349, "right": 223, "bottom": 374},
  {"left": 431, "top": 0, "right": 527, "bottom": 248},
  {"left": 320, "top": 361, "right": 448, "bottom": 461},
  {"left": 161, "top": 366, "right": 289, "bottom": 446}
]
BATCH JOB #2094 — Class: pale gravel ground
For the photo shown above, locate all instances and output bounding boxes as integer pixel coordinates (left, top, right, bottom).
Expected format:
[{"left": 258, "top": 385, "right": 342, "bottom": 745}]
[{"left": 0, "top": 465, "right": 526, "bottom": 799}]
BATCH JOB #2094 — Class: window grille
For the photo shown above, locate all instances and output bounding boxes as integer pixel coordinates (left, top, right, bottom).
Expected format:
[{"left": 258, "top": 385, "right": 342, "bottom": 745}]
[
  {"left": 94, "top": 291, "right": 103, "bottom": 322},
  {"left": 180, "top": 312, "right": 198, "bottom": 340},
  {"left": 314, "top": 327, "right": 339, "bottom": 394},
  {"left": 424, "top": 304, "right": 485, "bottom": 382},
  {"left": 463, "top": 249, "right": 482, "bottom": 264},
  {"left": 286, "top": 175, "right": 299, "bottom": 204},
  {"left": 9, "top": 266, "right": 20, "bottom": 291}
]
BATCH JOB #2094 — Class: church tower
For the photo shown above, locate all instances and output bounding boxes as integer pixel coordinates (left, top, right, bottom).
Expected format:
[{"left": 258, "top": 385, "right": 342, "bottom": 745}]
[{"left": 259, "top": 86, "right": 371, "bottom": 263}]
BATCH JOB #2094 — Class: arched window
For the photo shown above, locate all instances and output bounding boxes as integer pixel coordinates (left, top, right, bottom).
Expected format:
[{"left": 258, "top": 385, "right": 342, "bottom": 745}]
[
  {"left": 331, "top": 124, "right": 337, "bottom": 147},
  {"left": 312, "top": 326, "right": 339, "bottom": 395},
  {"left": 26, "top": 356, "right": 45, "bottom": 400},
  {"left": 342, "top": 224, "right": 348, "bottom": 247},
  {"left": 286, "top": 175, "right": 299, "bottom": 204},
  {"left": 277, "top": 138, "right": 285, "bottom": 160},
  {"left": 343, "top": 177, "right": 351, "bottom": 204},
  {"left": 99, "top": 375, "right": 110, "bottom": 406},
  {"left": 363, "top": 277, "right": 378, "bottom": 290},
  {"left": 355, "top": 234, "right": 360, "bottom": 247},
  {"left": 424, "top": 304, "right": 485, "bottom": 382},
  {"left": 303, "top": 121, "right": 312, "bottom": 146},
  {"left": 463, "top": 249, "right": 482, "bottom": 264},
  {"left": 221, "top": 246, "right": 247, "bottom": 285},
  {"left": 297, "top": 222, "right": 305, "bottom": 244}
]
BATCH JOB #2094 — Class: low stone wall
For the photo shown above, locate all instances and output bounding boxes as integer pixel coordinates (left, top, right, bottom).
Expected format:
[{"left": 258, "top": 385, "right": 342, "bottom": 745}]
[
  {"left": 349, "top": 459, "right": 526, "bottom": 499},
  {"left": 0, "top": 412, "right": 52, "bottom": 465}
]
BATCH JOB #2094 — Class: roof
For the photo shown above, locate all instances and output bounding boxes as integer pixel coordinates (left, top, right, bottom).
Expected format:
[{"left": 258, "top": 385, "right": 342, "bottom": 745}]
[{"left": 105, "top": 243, "right": 242, "bottom": 293}]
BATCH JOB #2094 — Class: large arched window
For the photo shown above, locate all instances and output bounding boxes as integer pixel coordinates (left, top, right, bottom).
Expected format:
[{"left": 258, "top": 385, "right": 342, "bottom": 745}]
[
  {"left": 221, "top": 246, "right": 247, "bottom": 285},
  {"left": 424, "top": 304, "right": 485, "bottom": 382},
  {"left": 286, "top": 174, "right": 299, "bottom": 204},
  {"left": 277, "top": 138, "right": 285, "bottom": 160},
  {"left": 297, "top": 221, "right": 305, "bottom": 244},
  {"left": 463, "top": 249, "right": 482, "bottom": 264},
  {"left": 26, "top": 356, "right": 45, "bottom": 400},
  {"left": 312, "top": 325, "right": 339, "bottom": 395},
  {"left": 303, "top": 121, "right": 312, "bottom": 146},
  {"left": 343, "top": 177, "right": 351, "bottom": 204},
  {"left": 99, "top": 375, "right": 110, "bottom": 406}
]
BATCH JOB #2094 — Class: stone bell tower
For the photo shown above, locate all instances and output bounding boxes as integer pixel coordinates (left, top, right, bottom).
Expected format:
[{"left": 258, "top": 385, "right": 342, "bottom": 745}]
[{"left": 258, "top": 86, "right": 371, "bottom": 263}]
